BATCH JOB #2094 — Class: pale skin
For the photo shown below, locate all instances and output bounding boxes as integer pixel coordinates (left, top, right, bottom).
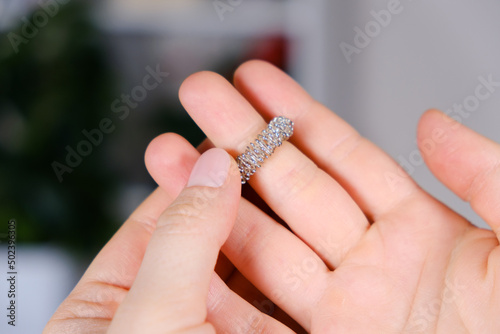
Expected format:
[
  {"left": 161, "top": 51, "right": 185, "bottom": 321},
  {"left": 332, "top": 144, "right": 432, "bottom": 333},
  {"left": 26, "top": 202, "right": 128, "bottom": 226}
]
[{"left": 44, "top": 60, "right": 500, "bottom": 333}]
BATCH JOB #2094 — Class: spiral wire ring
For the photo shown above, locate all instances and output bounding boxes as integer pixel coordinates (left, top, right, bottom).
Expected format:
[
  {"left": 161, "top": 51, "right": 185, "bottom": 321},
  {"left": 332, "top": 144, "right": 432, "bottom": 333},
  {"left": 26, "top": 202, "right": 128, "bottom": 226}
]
[{"left": 236, "top": 116, "right": 294, "bottom": 184}]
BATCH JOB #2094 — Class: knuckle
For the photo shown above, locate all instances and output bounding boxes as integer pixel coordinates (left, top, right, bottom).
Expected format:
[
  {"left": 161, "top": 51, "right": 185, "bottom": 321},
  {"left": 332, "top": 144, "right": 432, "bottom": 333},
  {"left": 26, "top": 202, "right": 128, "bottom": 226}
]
[
  {"left": 467, "top": 161, "right": 500, "bottom": 201},
  {"left": 325, "top": 130, "right": 363, "bottom": 163},
  {"left": 156, "top": 190, "right": 213, "bottom": 235},
  {"left": 276, "top": 158, "right": 319, "bottom": 203},
  {"left": 234, "top": 311, "right": 274, "bottom": 334}
]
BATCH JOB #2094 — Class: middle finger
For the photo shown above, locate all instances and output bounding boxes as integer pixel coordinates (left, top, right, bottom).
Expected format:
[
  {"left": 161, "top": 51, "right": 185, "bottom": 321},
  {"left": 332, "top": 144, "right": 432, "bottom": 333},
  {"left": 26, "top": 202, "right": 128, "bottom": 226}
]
[{"left": 179, "top": 71, "right": 369, "bottom": 268}]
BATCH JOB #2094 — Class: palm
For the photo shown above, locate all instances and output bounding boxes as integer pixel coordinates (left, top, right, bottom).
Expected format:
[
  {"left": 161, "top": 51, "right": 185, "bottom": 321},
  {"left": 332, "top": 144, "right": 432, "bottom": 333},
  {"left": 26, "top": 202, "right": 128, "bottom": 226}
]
[{"left": 317, "top": 200, "right": 497, "bottom": 333}]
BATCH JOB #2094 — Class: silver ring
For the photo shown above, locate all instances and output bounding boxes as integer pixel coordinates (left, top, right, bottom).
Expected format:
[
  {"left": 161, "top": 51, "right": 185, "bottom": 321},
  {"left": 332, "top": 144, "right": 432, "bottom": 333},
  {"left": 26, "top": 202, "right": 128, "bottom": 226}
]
[{"left": 236, "top": 116, "right": 294, "bottom": 184}]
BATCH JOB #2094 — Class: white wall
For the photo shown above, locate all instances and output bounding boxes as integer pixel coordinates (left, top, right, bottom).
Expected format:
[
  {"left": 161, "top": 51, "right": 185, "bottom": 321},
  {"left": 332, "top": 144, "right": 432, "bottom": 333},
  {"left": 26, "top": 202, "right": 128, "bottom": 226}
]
[{"left": 324, "top": 0, "right": 500, "bottom": 229}]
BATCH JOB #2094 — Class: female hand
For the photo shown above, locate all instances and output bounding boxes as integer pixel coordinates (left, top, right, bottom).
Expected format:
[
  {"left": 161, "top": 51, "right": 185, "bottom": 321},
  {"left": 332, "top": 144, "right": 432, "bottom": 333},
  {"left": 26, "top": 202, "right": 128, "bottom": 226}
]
[
  {"left": 145, "top": 60, "right": 500, "bottom": 333},
  {"left": 44, "top": 148, "right": 294, "bottom": 333}
]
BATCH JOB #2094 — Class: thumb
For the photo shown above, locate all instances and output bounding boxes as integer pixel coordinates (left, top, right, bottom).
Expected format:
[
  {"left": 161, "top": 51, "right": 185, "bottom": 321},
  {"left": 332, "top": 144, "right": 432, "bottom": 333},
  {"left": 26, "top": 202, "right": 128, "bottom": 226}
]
[
  {"left": 417, "top": 109, "right": 500, "bottom": 237},
  {"left": 109, "top": 148, "right": 241, "bottom": 334}
]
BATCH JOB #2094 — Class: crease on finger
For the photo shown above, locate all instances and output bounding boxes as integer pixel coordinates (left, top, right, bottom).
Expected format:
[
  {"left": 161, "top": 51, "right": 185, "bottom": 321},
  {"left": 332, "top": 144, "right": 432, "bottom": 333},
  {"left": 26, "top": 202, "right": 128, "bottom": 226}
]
[
  {"left": 51, "top": 281, "right": 128, "bottom": 322},
  {"left": 207, "top": 274, "right": 296, "bottom": 334}
]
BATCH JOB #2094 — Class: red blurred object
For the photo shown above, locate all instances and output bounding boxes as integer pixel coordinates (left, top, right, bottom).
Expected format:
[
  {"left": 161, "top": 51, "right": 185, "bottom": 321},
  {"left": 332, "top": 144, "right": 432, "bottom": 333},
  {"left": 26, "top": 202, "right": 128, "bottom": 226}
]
[{"left": 243, "top": 35, "right": 289, "bottom": 71}]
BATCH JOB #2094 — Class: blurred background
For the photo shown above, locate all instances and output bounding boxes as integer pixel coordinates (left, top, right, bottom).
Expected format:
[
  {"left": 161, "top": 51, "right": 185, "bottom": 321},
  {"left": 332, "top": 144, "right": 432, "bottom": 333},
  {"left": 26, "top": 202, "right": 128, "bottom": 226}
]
[{"left": 1, "top": 0, "right": 499, "bottom": 332}]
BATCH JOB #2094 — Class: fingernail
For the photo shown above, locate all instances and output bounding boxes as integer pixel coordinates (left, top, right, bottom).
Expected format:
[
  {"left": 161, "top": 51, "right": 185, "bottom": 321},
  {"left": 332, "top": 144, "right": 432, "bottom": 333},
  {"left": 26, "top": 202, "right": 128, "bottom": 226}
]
[{"left": 187, "top": 148, "right": 230, "bottom": 188}]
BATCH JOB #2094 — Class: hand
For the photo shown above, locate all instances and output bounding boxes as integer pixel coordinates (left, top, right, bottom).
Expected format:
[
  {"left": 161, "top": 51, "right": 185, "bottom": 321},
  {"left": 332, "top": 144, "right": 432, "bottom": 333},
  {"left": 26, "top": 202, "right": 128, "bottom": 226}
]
[
  {"left": 145, "top": 60, "right": 500, "bottom": 333},
  {"left": 43, "top": 148, "right": 294, "bottom": 333}
]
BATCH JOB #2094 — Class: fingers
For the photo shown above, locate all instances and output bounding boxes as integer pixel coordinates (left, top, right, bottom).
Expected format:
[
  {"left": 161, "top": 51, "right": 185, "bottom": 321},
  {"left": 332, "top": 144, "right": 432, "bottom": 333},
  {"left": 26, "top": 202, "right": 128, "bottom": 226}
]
[
  {"left": 146, "top": 133, "right": 236, "bottom": 281},
  {"left": 418, "top": 109, "right": 500, "bottom": 237},
  {"left": 47, "top": 139, "right": 207, "bottom": 330},
  {"left": 225, "top": 272, "right": 306, "bottom": 333},
  {"left": 146, "top": 133, "right": 330, "bottom": 330},
  {"left": 179, "top": 70, "right": 368, "bottom": 268},
  {"left": 207, "top": 274, "right": 297, "bottom": 333},
  {"left": 222, "top": 198, "right": 329, "bottom": 331},
  {"left": 108, "top": 149, "right": 241, "bottom": 334},
  {"left": 145, "top": 133, "right": 200, "bottom": 194},
  {"left": 233, "top": 60, "right": 421, "bottom": 221},
  {"left": 44, "top": 187, "right": 173, "bottom": 333}
]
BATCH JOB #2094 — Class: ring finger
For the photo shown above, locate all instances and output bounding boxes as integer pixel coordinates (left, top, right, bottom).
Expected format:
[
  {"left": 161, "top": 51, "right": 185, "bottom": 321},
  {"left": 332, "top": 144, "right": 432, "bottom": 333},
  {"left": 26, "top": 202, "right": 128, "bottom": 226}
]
[{"left": 179, "top": 71, "right": 369, "bottom": 268}]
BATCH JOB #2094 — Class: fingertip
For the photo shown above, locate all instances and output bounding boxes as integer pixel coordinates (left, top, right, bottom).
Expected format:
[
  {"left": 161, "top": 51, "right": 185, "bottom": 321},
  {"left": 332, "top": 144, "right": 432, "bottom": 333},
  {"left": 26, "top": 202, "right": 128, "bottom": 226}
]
[
  {"left": 232, "top": 59, "right": 313, "bottom": 123},
  {"left": 233, "top": 59, "right": 274, "bottom": 83},
  {"left": 187, "top": 148, "right": 241, "bottom": 196},
  {"left": 417, "top": 109, "right": 437, "bottom": 144},
  {"left": 420, "top": 108, "right": 443, "bottom": 122},
  {"left": 179, "top": 71, "right": 226, "bottom": 107},
  {"left": 187, "top": 148, "right": 232, "bottom": 188},
  {"left": 144, "top": 133, "right": 175, "bottom": 168},
  {"left": 417, "top": 109, "right": 500, "bottom": 231},
  {"left": 417, "top": 109, "right": 462, "bottom": 158},
  {"left": 417, "top": 108, "right": 443, "bottom": 135},
  {"left": 233, "top": 59, "right": 288, "bottom": 93},
  {"left": 145, "top": 133, "right": 199, "bottom": 195}
]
